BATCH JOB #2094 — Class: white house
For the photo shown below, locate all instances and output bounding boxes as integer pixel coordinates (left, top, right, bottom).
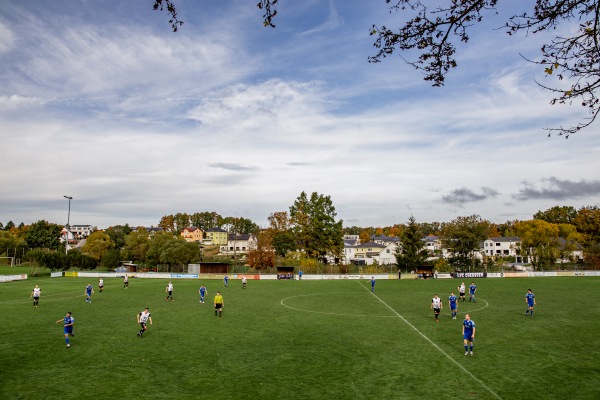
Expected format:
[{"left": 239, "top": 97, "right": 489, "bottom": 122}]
[
  {"left": 219, "top": 234, "right": 257, "bottom": 256},
  {"left": 482, "top": 237, "right": 520, "bottom": 257}
]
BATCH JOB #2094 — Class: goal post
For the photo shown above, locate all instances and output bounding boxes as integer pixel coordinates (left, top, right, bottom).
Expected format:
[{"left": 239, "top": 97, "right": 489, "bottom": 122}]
[{"left": 0, "top": 257, "right": 15, "bottom": 267}]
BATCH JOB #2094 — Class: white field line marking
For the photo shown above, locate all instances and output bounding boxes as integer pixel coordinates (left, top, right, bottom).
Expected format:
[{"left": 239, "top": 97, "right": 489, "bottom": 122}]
[
  {"left": 280, "top": 292, "right": 398, "bottom": 318},
  {"left": 358, "top": 281, "right": 502, "bottom": 400}
]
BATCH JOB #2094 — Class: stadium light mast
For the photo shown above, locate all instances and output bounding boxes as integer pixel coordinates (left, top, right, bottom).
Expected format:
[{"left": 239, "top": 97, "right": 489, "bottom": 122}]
[{"left": 64, "top": 196, "right": 73, "bottom": 254}]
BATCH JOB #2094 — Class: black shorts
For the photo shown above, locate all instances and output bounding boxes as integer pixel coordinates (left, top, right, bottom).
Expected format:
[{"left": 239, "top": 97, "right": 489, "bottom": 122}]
[
  {"left": 433, "top": 307, "right": 441, "bottom": 314},
  {"left": 215, "top": 303, "right": 223, "bottom": 310},
  {"left": 140, "top": 322, "right": 147, "bottom": 329},
  {"left": 168, "top": 291, "right": 172, "bottom": 296},
  {"left": 459, "top": 292, "right": 465, "bottom": 296},
  {"left": 33, "top": 296, "right": 39, "bottom": 300}
]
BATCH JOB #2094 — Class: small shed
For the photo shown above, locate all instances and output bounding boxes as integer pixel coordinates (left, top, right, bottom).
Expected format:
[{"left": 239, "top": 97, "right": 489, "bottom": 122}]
[{"left": 199, "top": 262, "right": 229, "bottom": 274}]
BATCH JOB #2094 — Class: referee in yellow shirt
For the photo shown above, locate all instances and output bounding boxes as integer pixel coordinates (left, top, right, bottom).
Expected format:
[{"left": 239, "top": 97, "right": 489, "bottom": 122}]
[{"left": 214, "top": 291, "right": 224, "bottom": 318}]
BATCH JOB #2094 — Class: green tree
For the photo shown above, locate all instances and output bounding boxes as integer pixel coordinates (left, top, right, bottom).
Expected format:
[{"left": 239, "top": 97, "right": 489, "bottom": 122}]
[
  {"left": 82, "top": 231, "right": 115, "bottom": 261},
  {"left": 289, "top": 191, "right": 344, "bottom": 263},
  {"left": 268, "top": 211, "right": 296, "bottom": 257},
  {"left": 441, "top": 215, "right": 490, "bottom": 270},
  {"left": 24, "top": 220, "right": 62, "bottom": 250},
  {"left": 190, "top": 212, "right": 224, "bottom": 231},
  {"left": 100, "top": 249, "right": 121, "bottom": 270},
  {"left": 104, "top": 224, "right": 132, "bottom": 249},
  {"left": 0, "top": 231, "right": 27, "bottom": 257},
  {"left": 173, "top": 213, "right": 190, "bottom": 235},
  {"left": 223, "top": 217, "right": 260, "bottom": 235},
  {"left": 396, "top": 216, "right": 429, "bottom": 272},
  {"left": 534, "top": 206, "right": 578, "bottom": 225},
  {"left": 122, "top": 230, "right": 151, "bottom": 262},
  {"left": 514, "top": 219, "right": 561, "bottom": 270},
  {"left": 4, "top": 221, "right": 15, "bottom": 231},
  {"left": 147, "top": 232, "right": 198, "bottom": 269}
]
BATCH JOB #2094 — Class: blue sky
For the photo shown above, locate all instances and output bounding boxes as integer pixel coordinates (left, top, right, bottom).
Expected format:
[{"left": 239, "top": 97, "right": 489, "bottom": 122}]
[{"left": 1, "top": 0, "right": 599, "bottom": 229}]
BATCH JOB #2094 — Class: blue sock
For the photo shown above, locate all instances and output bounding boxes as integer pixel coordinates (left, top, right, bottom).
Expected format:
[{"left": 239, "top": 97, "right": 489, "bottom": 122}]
[
  {"left": 66, "top": 337, "right": 70, "bottom": 344},
  {"left": 470, "top": 345, "right": 473, "bottom": 351},
  {"left": 464, "top": 345, "right": 468, "bottom": 352}
]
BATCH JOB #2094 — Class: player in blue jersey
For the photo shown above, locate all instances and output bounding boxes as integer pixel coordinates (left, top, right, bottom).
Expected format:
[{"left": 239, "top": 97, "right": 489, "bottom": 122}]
[
  {"left": 371, "top": 277, "right": 376, "bottom": 292},
  {"left": 525, "top": 289, "right": 536, "bottom": 317},
  {"left": 199, "top": 284, "right": 207, "bottom": 303},
  {"left": 469, "top": 282, "right": 477, "bottom": 303},
  {"left": 462, "top": 313, "right": 475, "bottom": 355},
  {"left": 223, "top": 275, "right": 229, "bottom": 288},
  {"left": 56, "top": 312, "right": 75, "bottom": 348},
  {"left": 85, "top": 283, "right": 94, "bottom": 303},
  {"left": 448, "top": 291, "right": 458, "bottom": 320}
]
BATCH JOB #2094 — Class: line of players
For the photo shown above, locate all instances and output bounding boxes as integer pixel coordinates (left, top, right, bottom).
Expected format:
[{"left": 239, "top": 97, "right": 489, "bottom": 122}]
[
  {"left": 430, "top": 282, "right": 537, "bottom": 356},
  {"left": 43, "top": 274, "right": 242, "bottom": 348}
]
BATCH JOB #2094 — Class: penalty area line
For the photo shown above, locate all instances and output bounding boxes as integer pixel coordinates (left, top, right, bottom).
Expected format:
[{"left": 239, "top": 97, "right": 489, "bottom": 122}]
[{"left": 357, "top": 281, "right": 502, "bottom": 400}]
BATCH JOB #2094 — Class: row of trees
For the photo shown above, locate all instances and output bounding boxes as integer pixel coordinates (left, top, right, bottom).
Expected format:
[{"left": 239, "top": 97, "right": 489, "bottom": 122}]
[
  {"left": 391, "top": 206, "right": 600, "bottom": 272},
  {"left": 157, "top": 212, "right": 259, "bottom": 236},
  {"left": 2, "top": 202, "right": 600, "bottom": 272}
]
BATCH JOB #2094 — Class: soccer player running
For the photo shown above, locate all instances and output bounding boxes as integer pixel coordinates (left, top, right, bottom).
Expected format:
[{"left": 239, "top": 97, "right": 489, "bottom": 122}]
[
  {"left": 469, "top": 282, "right": 477, "bottom": 303},
  {"left": 242, "top": 276, "right": 247, "bottom": 289},
  {"left": 458, "top": 282, "right": 466, "bottom": 301},
  {"left": 431, "top": 294, "right": 442, "bottom": 322},
  {"left": 371, "top": 276, "right": 376, "bottom": 292},
  {"left": 137, "top": 308, "right": 152, "bottom": 337},
  {"left": 56, "top": 312, "right": 74, "bottom": 348},
  {"left": 98, "top": 278, "right": 104, "bottom": 293},
  {"left": 31, "top": 284, "right": 41, "bottom": 307},
  {"left": 525, "top": 289, "right": 536, "bottom": 317},
  {"left": 448, "top": 291, "right": 458, "bottom": 319},
  {"left": 462, "top": 313, "right": 476, "bottom": 355},
  {"left": 199, "top": 284, "right": 207, "bottom": 303},
  {"left": 223, "top": 275, "right": 229, "bottom": 288},
  {"left": 85, "top": 283, "right": 94, "bottom": 303},
  {"left": 166, "top": 281, "right": 174, "bottom": 301},
  {"left": 214, "top": 291, "right": 224, "bottom": 318},
  {"left": 123, "top": 275, "right": 129, "bottom": 289}
]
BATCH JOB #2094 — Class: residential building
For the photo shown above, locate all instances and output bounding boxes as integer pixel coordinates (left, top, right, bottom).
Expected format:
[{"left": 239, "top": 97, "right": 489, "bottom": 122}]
[
  {"left": 482, "top": 237, "right": 520, "bottom": 257},
  {"left": 371, "top": 234, "right": 400, "bottom": 246},
  {"left": 181, "top": 227, "right": 203, "bottom": 243},
  {"left": 205, "top": 228, "right": 229, "bottom": 246},
  {"left": 349, "top": 241, "right": 398, "bottom": 265},
  {"left": 219, "top": 234, "right": 257, "bottom": 256},
  {"left": 62, "top": 224, "right": 95, "bottom": 239}
]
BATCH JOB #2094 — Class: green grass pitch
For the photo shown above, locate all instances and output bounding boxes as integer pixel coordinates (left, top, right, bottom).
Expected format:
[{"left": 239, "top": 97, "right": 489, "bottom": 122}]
[{"left": 1, "top": 276, "right": 599, "bottom": 399}]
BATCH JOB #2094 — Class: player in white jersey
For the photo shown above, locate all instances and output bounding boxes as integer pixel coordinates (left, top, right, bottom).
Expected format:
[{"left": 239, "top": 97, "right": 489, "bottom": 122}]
[
  {"left": 31, "top": 285, "right": 41, "bottom": 307},
  {"left": 137, "top": 308, "right": 153, "bottom": 337},
  {"left": 431, "top": 294, "right": 442, "bottom": 322},
  {"left": 242, "top": 276, "right": 247, "bottom": 289},
  {"left": 166, "top": 281, "right": 174, "bottom": 301},
  {"left": 458, "top": 282, "right": 466, "bottom": 301},
  {"left": 98, "top": 278, "right": 104, "bottom": 293}
]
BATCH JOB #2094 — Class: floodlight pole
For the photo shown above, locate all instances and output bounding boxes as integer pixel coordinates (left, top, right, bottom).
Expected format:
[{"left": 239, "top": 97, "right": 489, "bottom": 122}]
[{"left": 64, "top": 196, "right": 73, "bottom": 254}]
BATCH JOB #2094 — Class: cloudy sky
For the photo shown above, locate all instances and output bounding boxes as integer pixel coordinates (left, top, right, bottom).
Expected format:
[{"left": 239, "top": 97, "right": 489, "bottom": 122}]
[{"left": 1, "top": 0, "right": 599, "bottom": 230}]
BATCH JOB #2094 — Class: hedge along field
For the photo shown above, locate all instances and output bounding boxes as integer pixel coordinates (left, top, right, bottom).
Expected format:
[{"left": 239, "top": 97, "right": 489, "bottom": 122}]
[{"left": 1, "top": 276, "right": 599, "bottom": 400}]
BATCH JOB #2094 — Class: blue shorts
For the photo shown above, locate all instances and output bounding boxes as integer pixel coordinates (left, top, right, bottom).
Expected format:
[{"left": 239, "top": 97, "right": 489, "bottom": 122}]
[
  {"left": 527, "top": 302, "right": 534, "bottom": 307},
  {"left": 463, "top": 332, "right": 474, "bottom": 341},
  {"left": 450, "top": 305, "right": 457, "bottom": 311},
  {"left": 64, "top": 327, "right": 73, "bottom": 335}
]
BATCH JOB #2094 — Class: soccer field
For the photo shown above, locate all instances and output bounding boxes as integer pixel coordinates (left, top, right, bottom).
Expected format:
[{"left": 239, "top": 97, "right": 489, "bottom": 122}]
[{"left": 1, "top": 276, "right": 599, "bottom": 400}]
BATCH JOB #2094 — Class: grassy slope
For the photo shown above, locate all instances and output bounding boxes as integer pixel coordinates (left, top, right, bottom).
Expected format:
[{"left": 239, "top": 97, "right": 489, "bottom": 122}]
[{"left": 1, "top": 277, "right": 599, "bottom": 399}]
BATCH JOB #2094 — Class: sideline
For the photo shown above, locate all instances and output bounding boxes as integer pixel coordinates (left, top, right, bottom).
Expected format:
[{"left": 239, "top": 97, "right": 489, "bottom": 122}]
[{"left": 358, "top": 281, "right": 502, "bottom": 400}]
